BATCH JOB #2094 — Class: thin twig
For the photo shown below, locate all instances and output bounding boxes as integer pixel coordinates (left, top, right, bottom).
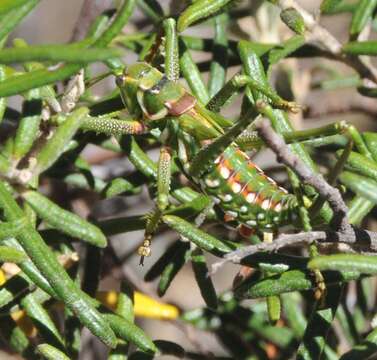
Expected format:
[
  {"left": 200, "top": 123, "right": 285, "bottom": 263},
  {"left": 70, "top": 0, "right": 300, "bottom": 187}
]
[
  {"left": 210, "top": 228, "right": 377, "bottom": 273},
  {"left": 255, "top": 117, "right": 353, "bottom": 235},
  {"left": 278, "top": 0, "right": 342, "bottom": 54},
  {"left": 231, "top": 229, "right": 377, "bottom": 260},
  {"left": 71, "top": 0, "right": 113, "bottom": 42},
  {"left": 275, "top": 0, "right": 377, "bottom": 83}
]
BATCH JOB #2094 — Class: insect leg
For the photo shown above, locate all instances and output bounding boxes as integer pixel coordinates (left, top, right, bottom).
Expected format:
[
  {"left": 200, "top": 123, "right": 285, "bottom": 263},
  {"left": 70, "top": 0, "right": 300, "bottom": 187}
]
[
  {"left": 189, "top": 110, "right": 256, "bottom": 178},
  {"left": 207, "top": 73, "right": 300, "bottom": 113},
  {"left": 143, "top": 17, "right": 179, "bottom": 80},
  {"left": 139, "top": 147, "right": 172, "bottom": 265},
  {"left": 157, "top": 147, "right": 172, "bottom": 212},
  {"left": 235, "top": 121, "right": 352, "bottom": 151},
  {"left": 162, "top": 18, "right": 179, "bottom": 82},
  {"left": 115, "top": 72, "right": 139, "bottom": 116}
]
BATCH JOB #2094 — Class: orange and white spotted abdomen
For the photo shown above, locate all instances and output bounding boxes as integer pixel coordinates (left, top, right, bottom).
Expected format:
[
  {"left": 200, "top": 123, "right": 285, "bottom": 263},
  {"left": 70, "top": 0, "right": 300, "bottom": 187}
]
[{"left": 198, "top": 145, "right": 298, "bottom": 231}]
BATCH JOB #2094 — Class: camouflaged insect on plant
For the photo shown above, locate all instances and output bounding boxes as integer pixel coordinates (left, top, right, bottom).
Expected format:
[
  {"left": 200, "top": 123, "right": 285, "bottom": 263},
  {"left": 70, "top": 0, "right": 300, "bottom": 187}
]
[{"left": 1, "top": 1, "right": 377, "bottom": 359}]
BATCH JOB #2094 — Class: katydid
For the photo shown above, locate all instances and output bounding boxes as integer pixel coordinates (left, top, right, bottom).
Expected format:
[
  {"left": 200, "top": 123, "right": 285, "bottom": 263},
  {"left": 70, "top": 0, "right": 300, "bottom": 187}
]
[
  {"left": 114, "top": 18, "right": 367, "bottom": 263},
  {"left": 116, "top": 62, "right": 299, "bottom": 261}
]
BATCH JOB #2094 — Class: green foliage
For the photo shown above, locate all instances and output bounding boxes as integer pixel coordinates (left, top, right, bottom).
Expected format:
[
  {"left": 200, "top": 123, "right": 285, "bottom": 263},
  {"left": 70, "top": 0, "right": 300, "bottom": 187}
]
[{"left": 1, "top": 0, "right": 377, "bottom": 359}]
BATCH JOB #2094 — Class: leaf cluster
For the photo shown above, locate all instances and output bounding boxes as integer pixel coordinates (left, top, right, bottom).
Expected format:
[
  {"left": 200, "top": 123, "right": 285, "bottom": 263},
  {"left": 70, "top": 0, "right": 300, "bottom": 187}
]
[{"left": 1, "top": 1, "right": 377, "bottom": 359}]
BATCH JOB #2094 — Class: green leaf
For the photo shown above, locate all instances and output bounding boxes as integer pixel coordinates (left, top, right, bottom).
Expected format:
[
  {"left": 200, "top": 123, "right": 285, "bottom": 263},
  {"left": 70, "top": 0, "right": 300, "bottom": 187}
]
[
  {"left": 0, "top": 0, "right": 39, "bottom": 43},
  {"left": 0, "top": 45, "right": 122, "bottom": 64},
  {"left": 191, "top": 247, "right": 218, "bottom": 309},
  {"left": 0, "top": 245, "right": 26, "bottom": 263},
  {"left": 145, "top": 240, "right": 185, "bottom": 282},
  {"left": 363, "top": 131, "right": 377, "bottom": 162},
  {"left": 162, "top": 215, "right": 232, "bottom": 254},
  {"left": 13, "top": 89, "right": 42, "bottom": 160},
  {"left": 22, "top": 191, "right": 107, "bottom": 247},
  {"left": 280, "top": 7, "right": 306, "bottom": 35},
  {"left": 163, "top": 18, "right": 179, "bottom": 81},
  {"left": 297, "top": 286, "right": 342, "bottom": 360},
  {"left": 339, "top": 150, "right": 377, "bottom": 183},
  {"left": 137, "top": 0, "right": 164, "bottom": 24},
  {"left": 177, "top": 0, "right": 235, "bottom": 32},
  {"left": 0, "top": 181, "right": 117, "bottom": 348},
  {"left": 0, "top": 64, "right": 81, "bottom": 98},
  {"left": 103, "top": 177, "right": 140, "bottom": 197},
  {"left": 21, "top": 293, "right": 65, "bottom": 349},
  {"left": 31, "top": 107, "right": 89, "bottom": 182},
  {"left": 349, "top": 0, "right": 377, "bottom": 37},
  {"left": 104, "top": 314, "right": 157, "bottom": 354},
  {"left": 0, "top": 0, "right": 30, "bottom": 15},
  {"left": 320, "top": 0, "right": 344, "bottom": 13},
  {"left": 179, "top": 39, "right": 210, "bottom": 104},
  {"left": 37, "top": 344, "right": 70, "bottom": 360},
  {"left": 268, "top": 34, "right": 306, "bottom": 66},
  {"left": 98, "top": 215, "right": 147, "bottom": 236},
  {"left": 208, "top": 13, "right": 229, "bottom": 97},
  {"left": 234, "top": 269, "right": 360, "bottom": 299},
  {"left": 309, "top": 254, "right": 377, "bottom": 274},
  {"left": 339, "top": 171, "right": 377, "bottom": 204},
  {"left": 348, "top": 196, "right": 375, "bottom": 226},
  {"left": 340, "top": 327, "right": 377, "bottom": 359},
  {"left": 343, "top": 40, "right": 377, "bottom": 55},
  {"left": 94, "top": 0, "right": 136, "bottom": 48},
  {"left": 158, "top": 242, "right": 190, "bottom": 296},
  {"left": 0, "top": 218, "right": 27, "bottom": 241}
]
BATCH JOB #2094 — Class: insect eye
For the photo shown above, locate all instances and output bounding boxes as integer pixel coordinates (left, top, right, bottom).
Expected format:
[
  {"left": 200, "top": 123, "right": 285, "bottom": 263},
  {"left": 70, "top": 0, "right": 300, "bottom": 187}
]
[
  {"left": 115, "top": 74, "right": 126, "bottom": 87},
  {"left": 139, "top": 69, "right": 148, "bottom": 78},
  {"left": 149, "top": 86, "right": 160, "bottom": 94}
]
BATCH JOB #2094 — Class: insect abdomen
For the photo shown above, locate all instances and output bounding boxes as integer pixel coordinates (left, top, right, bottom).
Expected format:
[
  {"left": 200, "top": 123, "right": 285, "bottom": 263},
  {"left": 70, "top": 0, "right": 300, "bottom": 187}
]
[{"left": 198, "top": 145, "right": 297, "bottom": 230}]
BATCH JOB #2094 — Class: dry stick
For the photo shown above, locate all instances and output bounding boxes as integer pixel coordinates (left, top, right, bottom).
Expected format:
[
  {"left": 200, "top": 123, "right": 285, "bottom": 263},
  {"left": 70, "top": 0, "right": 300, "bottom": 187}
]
[
  {"left": 275, "top": 0, "right": 377, "bottom": 83},
  {"left": 65, "top": 0, "right": 114, "bottom": 110},
  {"left": 222, "top": 229, "right": 377, "bottom": 266},
  {"left": 278, "top": 0, "right": 342, "bottom": 54},
  {"left": 71, "top": 0, "right": 113, "bottom": 42}
]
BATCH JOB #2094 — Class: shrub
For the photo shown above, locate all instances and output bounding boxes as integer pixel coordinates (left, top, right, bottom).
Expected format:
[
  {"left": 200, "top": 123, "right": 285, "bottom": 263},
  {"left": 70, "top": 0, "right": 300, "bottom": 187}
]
[{"left": 1, "top": 0, "right": 377, "bottom": 359}]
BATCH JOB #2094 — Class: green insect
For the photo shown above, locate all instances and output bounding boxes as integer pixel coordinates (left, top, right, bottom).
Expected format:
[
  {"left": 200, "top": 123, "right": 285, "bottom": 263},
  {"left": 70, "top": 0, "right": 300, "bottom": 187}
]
[
  {"left": 114, "top": 17, "right": 363, "bottom": 263},
  {"left": 115, "top": 30, "right": 303, "bottom": 262},
  {"left": 117, "top": 61, "right": 298, "bottom": 227}
]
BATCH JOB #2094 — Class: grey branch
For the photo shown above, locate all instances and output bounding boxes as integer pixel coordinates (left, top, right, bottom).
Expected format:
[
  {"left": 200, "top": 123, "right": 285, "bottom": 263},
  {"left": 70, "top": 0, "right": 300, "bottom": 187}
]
[
  {"left": 71, "top": 0, "right": 113, "bottom": 42},
  {"left": 274, "top": 0, "right": 377, "bottom": 83},
  {"left": 223, "top": 228, "right": 377, "bottom": 266},
  {"left": 255, "top": 118, "right": 353, "bottom": 235}
]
